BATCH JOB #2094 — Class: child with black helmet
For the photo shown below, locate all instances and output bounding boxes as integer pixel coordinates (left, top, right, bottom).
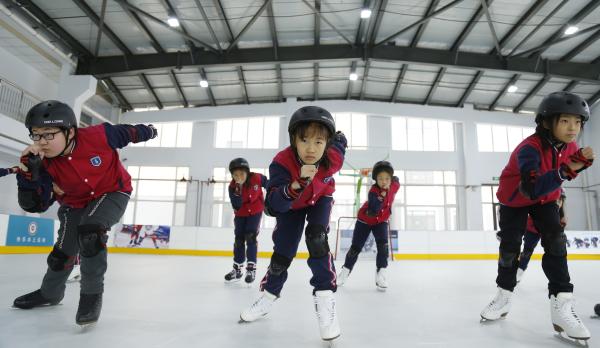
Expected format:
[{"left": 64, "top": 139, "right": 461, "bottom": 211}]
[
  {"left": 239, "top": 106, "right": 347, "bottom": 342},
  {"left": 224, "top": 157, "right": 268, "bottom": 284},
  {"left": 337, "top": 161, "right": 400, "bottom": 291},
  {"left": 12, "top": 100, "right": 157, "bottom": 326},
  {"left": 480, "top": 92, "right": 593, "bottom": 342}
]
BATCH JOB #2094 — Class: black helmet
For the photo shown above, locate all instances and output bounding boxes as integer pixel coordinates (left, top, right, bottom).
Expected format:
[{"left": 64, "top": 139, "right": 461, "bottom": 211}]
[
  {"left": 25, "top": 100, "right": 77, "bottom": 130},
  {"left": 229, "top": 157, "right": 250, "bottom": 174},
  {"left": 372, "top": 161, "right": 394, "bottom": 180},
  {"left": 288, "top": 106, "right": 335, "bottom": 143},
  {"left": 536, "top": 92, "right": 590, "bottom": 124}
]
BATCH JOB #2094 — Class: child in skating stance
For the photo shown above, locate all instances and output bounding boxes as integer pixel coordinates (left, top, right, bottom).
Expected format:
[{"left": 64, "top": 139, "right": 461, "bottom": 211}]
[
  {"left": 224, "top": 158, "right": 268, "bottom": 284},
  {"left": 480, "top": 92, "right": 592, "bottom": 342},
  {"left": 337, "top": 161, "right": 400, "bottom": 291},
  {"left": 239, "top": 106, "right": 346, "bottom": 342}
]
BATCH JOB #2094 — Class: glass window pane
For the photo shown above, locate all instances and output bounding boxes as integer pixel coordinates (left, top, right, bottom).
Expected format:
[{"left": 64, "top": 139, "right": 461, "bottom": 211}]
[
  {"left": 492, "top": 125, "right": 508, "bottom": 152},
  {"left": 477, "top": 124, "right": 493, "bottom": 151},
  {"left": 176, "top": 182, "right": 187, "bottom": 199},
  {"left": 444, "top": 171, "right": 456, "bottom": 185},
  {"left": 407, "top": 118, "right": 423, "bottom": 151},
  {"left": 212, "top": 204, "right": 223, "bottom": 227},
  {"left": 137, "top": 180, "right": 175, "bottom": 200},
  {"left": 438, "top": 121, "right": 454, "bottom": 151},
  {"left": 406, "top": 206, "right": 444, "bottom": 230},
  {"left": 215, "top": 120, "right": 232, "bottom": 148},
  {"left": 247, "top": 118, "right": 264, "bottom": 148},
  {"left": 507, "top": 127, "right": 523, "bottom": 152},
  {"left": 482, "top": 203, "right": 494, "bottom": 231},
  {"left": 445, "top": 186, "right": 456, "bottom": 204},
  {"left": 263, "top": 117, "right": 280, "bottom": 149},
  {"left": 351, "top": 113, "right": 367, "bottom": 148},
  {"left": 334, "top": 113, "right": 352, "bottom": 146},
  {"left": 176, "top": 122, "right": 193, "bottom": 147},
  {"left": 213, "top": 167, "right": 226, "bottom": 180},
  {"left": 422, "top": 119, "right": 439, "bottom": 151},
  {"left": 174, "top": 203, "right": 186, "bottom": 226},
  {"left": 123, "top": 202, "right": 134, "bottom": 224},
  {"left": 213, "top": 183, "right": 224, "bottom": 200},
  {"left": 481, "top": 186, "right": 492, "bottom": 203},
  {"left": 432, "top": 171, "right": 444, "bottom": 184},
  {"left": 231, "top": 119, "right": 248, "bottom": 148},
  {"left": 392, "top": 117, "right": 407, "bottom": 150},
  {"left": 139, "top": 166, "right": 176, "bottom": 180},
  {"left": 160, "top": 123, "right": 177, "bottom": 147},
  {"left": 176, "top": 167, "right": 189, "bottom": 180},
  {"left": 127, "top": 166, "right": 140, "bottom": 179},
  {"left": 135, "top": 201, "right": 174, "bottom": 225},
  {"left": 406, "top": 171, "right": 434, "bottom": 184},
  {"left": 405, "top": 186, "right": 444, "bottom": 205},
  {"left": 447, "top": 207, "right": 457, "bottom": 230}
]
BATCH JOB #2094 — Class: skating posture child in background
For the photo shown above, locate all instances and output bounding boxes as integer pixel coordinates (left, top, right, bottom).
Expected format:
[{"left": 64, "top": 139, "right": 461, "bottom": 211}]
[
  {"left": 224, "top": 157, "right": 268, "bottom": 284},
  {"left": 480, "top": 92, "right": 593, "bottom": 342},
  {"left": 12, "top": 100, "right": 157, "bottom": 326},
  {"left": 516, "top": 190, "right": 566, "bottom": 283},
  {"left": 239, "top": 106, "right": 347, "bottom": 342},
  {"left": 337, "top": 161, "right": 400, "bottom": 291}
]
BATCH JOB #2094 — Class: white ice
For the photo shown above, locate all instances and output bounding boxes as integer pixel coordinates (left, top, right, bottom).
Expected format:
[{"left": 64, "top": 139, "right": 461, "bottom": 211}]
[{"left": 1, "top": 254, "right": 598, "bottom": 348}]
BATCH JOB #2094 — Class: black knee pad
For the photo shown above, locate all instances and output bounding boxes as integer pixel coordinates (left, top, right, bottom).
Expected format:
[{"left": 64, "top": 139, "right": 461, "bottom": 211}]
[
  {"left": 305, "top": 224, "right": 330, "bottom": 258},
  {"left": 234, "top": 235, "right": 245, "bottom": 249},
  {"left": 347, "top": 245, "right": 361, "bottom": 258},
  {"left": 545, "top": 233, "right": 567, "bottom": 257},
  {"left": 498, "top": 250, "right": 518, "bottom": 268},
  {"left": 47, "top": 247, "right": 75, "bottom": 271},
  {"left": 245, "top": 232, "right": 258, "bottom": 245},
  {"left": 268, "top": 252, "right": 292, "bottom": 276},
  {"left": 520, "top": 249, "right": 533, "bottom": 260},
  {"left": 376, "top": 240, "right": 389, "bottom": 257},
  {"left": 77, "top": 224, "right": 108, "bottom": 257}
]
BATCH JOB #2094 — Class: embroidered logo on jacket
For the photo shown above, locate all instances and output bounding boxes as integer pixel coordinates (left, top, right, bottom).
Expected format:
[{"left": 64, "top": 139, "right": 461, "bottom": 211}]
[
  {"left": 253, "top": 184, "right": 259, "bottom": 191},
  {"left": 90, "top": 156, "right": 102, "bottom": 167}
]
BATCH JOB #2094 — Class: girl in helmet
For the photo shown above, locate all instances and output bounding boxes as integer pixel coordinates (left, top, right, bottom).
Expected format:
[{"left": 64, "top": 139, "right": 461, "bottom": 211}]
[
  {"left": 337, "top": 161, "right": 400, "bottom": 291},
  {"left": 516, "top": 190, "right": 567, "bottom": 283},
  {"left": 224, "top": 157, "right": 268, "bottom": 284},
  {"left": 480, "top": 92, "right": 593, "bottom": 342},
  {"left": 239, "top": 106, "right": 347, "bottom": 342},
  {"left": 12, "top": 100, "right": 157, "bottom": 327}
]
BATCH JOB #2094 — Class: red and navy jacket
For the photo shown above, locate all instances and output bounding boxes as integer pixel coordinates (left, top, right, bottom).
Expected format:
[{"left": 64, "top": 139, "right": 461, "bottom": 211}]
[
  {"left": 496, "top": 134, "right": 578, "bottom": 207},
  {"left": 17, "top": 123, "right": 155, "bottom": 210},
  {"left": 266, "top": 139, "right": 346, "bottom": 213},
  {"left": 357, "top": 176, "right": 400, "bottom": 225},
  {"left": 228, "top": 172, "right": 268, "bottom": 217}
]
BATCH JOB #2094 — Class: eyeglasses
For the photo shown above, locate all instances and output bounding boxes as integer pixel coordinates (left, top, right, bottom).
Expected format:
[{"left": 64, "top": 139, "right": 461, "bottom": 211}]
[{"left": 29, "top": 130, "right": 62, "bottom": 141}]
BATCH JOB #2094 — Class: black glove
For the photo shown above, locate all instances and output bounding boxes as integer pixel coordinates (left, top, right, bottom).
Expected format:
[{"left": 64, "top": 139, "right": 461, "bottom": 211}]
[
  {"left": 148, "top": 124, "right": 158, "bottom": 139},
  {"left": 17, "top": 154, "right": 42, "bottom": 181},
  {"left": 334, "top": 131, "right": 348, "bottom": 149}
]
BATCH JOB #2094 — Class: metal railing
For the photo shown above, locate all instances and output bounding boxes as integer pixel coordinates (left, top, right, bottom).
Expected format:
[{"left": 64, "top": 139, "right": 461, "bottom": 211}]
[{"left": 0, "top": 78, "right": 40, "bottom": 123}]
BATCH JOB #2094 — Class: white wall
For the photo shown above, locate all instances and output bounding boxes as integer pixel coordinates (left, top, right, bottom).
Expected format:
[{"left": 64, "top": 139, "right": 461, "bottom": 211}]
[
  {"left": 0, "top": 45, "right": 57, "bottom": 100},
  {"left": 119, "top": 99, "right": 594, "bottom": 230}
]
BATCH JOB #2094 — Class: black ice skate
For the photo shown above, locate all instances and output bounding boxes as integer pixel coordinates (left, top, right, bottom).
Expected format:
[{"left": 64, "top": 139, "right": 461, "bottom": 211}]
[
  {"left": 76, "top": 293, "right": 103, "bottom": 326},
  {"left": 224, "top": 264, "right": 243, "bottom": 282},
  {"left": 13, "top": 289, "right": 63, "bottom": 309}
]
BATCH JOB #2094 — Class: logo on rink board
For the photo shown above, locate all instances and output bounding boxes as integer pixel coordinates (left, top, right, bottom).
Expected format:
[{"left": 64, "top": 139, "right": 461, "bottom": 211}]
[
  {"left": 90, "top": 155, "right": 102, "bottom": 167},
  {"left": 5, "top": 215, "right": 54, "bottom": 246}
]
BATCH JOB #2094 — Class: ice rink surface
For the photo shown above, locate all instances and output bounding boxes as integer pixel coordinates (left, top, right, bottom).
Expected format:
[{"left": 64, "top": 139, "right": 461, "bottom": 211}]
[{"left": 1, "top": 254, "right": 598, "bottom": 348}]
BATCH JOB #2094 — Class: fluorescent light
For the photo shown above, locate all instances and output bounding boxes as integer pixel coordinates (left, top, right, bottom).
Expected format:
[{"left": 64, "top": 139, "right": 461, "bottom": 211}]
[
  {"left": 507, "top": 85, "right": 518, "bottom": 93},
  {"left": 564, "top": 26, "right": 579, "bottom": 35},
  {"left": 360, "top": 8, "right": 371, "bottom": 19},
  {"left": 167, "top": 17, "right": 180, "bottom": 27},
  {"left": 349, "top": 73, "right": 358, "bottom": 81},
  {"left": 199, "top": 79, "right": 209, "bottom": 88}
]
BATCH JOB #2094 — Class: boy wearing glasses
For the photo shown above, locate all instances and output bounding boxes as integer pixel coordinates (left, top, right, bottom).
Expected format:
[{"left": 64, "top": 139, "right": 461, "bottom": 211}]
[{"left": 12, "top": 100, "right": 157, "bottom": 326}]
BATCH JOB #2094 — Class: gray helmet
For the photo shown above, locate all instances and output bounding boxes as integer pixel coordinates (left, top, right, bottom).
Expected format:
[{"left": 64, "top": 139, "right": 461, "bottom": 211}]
[
  {"left": 288, "top": 106, "right": 335, "bottom": 144},
  {"left": 536, "top": 92, "right": 590, "bottom": 124},
  {"left": 229, "top": 157, "right": 250, "bottom": 174},
  {"left": 25, "top": 100, "right": 77, "bottom": 130},
  {"left": 372, "top": 161, "right": 394, "bottom": 180}
]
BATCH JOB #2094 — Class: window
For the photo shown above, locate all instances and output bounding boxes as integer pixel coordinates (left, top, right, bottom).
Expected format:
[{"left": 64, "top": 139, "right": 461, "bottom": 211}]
[
  {"left": 131, "top": 122, "right": 193, "bottom": 148},
  {"left": 391, "top": 117, "right": 455, "bottom": 151},
  {"left": 124, "top": 166, "right": 189, "bottom": 225},
  {"left": 332, "top": 113, "right": 367, "bottom": 149},
  {"left": 211, "top": 167, "right": 275, "bottom": 228},
  {"left": 391, "top": 171, "right": 457, "bottom": 231},
  {"left": 477, "top": 124, "right": 535, "bottom": 152},
  {"left": 481, "top": 184, "right": 500, "bottom": 231},
  {"left": 215, "top": 117, "right": 280, "bottom": 149},
  {"left": 330, "top": 170, "right": 370, "bottom": 228}
]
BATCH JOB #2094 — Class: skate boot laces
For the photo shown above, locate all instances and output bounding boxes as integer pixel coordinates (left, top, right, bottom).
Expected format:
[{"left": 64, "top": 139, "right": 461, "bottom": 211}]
[{"left": 558, "top": 297, "right": 582, "bottom": 326}]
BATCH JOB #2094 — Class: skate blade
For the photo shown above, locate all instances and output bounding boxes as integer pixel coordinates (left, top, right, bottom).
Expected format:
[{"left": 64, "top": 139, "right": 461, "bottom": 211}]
[
  {"left": 224, "top": 278, "right": 242, "bottom": 284},
  {"left": 376, "top": 286, "right": 387, "bottom": 292},
  {"left": 77, "top": 321, "right": 97, "bottom": 329},
  {"left": 554, "top": 333, "right": 590, "bottom": 347},
  {"left": 590, "top": 315, "right": 599, "bottom": 320},
  {"left": 321, "top": 334, "right": 340, "bottom": 347},
  {"left": 480, "top": 312, "right": 508, "bottom": 323}
]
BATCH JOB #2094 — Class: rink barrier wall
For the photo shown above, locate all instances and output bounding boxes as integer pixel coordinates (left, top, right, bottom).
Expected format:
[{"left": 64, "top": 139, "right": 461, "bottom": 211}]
[{"left": 1, "top": 214, "right": 599, "bottom": 259}]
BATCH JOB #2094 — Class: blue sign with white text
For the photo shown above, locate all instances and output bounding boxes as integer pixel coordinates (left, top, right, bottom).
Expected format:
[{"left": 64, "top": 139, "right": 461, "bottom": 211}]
[{"left": 6, "top": 215, "right": 54, "bottom": 246}]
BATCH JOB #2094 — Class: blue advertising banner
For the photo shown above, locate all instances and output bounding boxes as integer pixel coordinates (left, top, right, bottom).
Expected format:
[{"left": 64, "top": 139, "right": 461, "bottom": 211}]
[{"left": 6, "top": 215, "right": 54, "bottom": 246}]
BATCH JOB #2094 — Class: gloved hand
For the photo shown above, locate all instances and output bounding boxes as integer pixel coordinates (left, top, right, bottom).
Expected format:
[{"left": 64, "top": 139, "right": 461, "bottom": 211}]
[
  {"left": 17, "top": 154, "right": 41, "bottom": 181},
  {"left": 334, "top": 131, "right": 347, "bottom": 149},
  {"left": 148, "top": 124, "right": 158, "bottom": 139}
]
